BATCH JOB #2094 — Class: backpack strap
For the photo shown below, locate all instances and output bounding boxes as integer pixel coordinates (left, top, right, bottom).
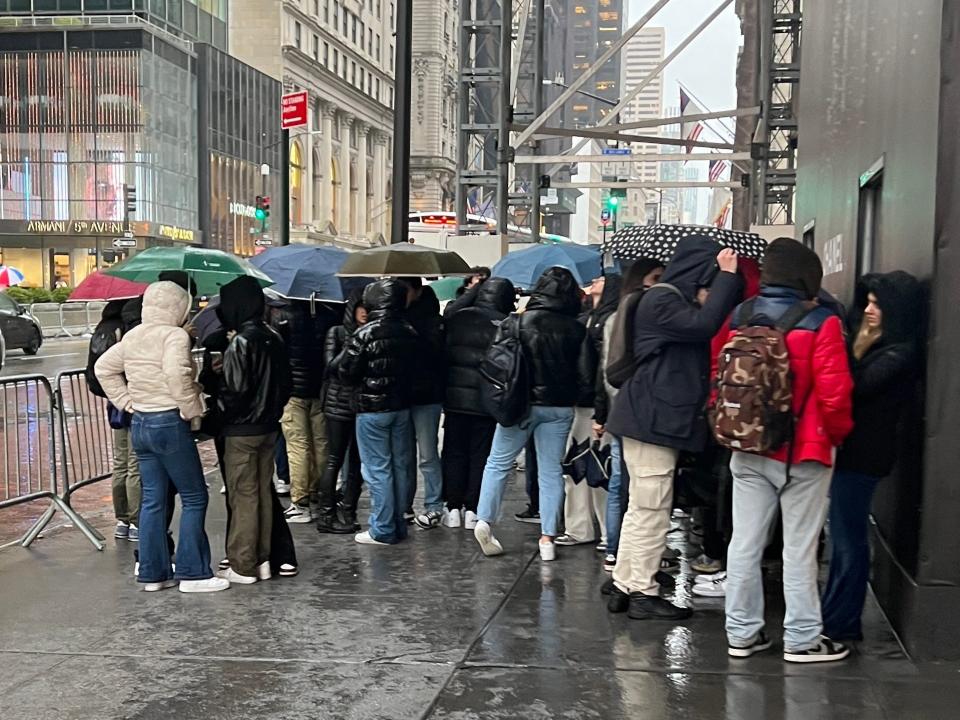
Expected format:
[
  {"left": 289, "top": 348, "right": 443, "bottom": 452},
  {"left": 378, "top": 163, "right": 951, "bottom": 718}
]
[
  {"left": 775, "top": 301, "right": 818, "bottom": 334},
  {"left": 736, "top": 298, "right": 758, "bottom": 327},
  {"left": 648, "top": 282, "right": 685, "bottom": 300}
]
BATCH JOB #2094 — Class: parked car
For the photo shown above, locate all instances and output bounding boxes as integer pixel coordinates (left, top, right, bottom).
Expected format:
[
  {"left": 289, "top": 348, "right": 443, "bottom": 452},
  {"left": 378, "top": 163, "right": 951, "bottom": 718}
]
[{"left": 0, "top": 291, "right": 43, "bottom": 359}]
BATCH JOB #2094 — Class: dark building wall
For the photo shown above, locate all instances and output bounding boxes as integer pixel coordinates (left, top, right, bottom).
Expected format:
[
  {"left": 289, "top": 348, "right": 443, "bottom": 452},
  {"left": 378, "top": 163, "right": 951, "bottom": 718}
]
[{"left": 796, "top": 0, "right": 960, "bottom": 659}]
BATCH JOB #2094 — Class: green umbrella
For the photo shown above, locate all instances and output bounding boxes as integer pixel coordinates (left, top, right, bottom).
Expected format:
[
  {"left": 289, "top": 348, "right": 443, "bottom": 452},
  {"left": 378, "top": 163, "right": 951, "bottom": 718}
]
[
  {"left": 103, "top": 246, "right": 273, "bottom": 297},
  {"left": 337, "top": 243, "right": 472, "bottom": 277},
  {"left": 429, "top": 276, "right": 466, "bottom": 301}
]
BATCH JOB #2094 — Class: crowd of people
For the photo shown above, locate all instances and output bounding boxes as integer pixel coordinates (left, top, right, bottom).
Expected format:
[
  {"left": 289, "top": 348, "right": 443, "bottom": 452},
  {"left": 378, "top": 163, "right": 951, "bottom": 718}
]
[{"left": 84, "top": 236, "right": 924, "bottom": 666}]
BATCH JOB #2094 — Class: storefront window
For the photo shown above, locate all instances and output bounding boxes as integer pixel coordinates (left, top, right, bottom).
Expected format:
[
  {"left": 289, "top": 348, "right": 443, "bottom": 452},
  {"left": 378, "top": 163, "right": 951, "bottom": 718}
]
[{"left": 289, "top": 140, "right": 303, "bottom": 225}]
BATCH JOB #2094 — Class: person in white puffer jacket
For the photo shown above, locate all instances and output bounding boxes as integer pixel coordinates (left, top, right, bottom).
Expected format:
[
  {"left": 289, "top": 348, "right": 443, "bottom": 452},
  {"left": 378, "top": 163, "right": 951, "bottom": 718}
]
[{"left": 96, "top": 280, "right": 229, "bottom": 594}]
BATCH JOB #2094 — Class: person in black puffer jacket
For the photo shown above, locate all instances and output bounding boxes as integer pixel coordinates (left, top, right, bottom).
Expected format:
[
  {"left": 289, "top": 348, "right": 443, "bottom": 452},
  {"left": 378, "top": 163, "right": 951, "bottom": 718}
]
[
  {"left": 218, "top": 275, "right": 293, "bottom": 582},
  {"left": 269, "top": 298, "right": 338, "bottom": 523},
  {"left": 441, "top": 277, "right": 516, "bottom": 528},
  {"left": 337, "top": 278, "right": 419, "bottom": 545},
  {"left": 821, "top": 270, "right": 924, "bottom": 642},
  {"left": 474, "top": 267, "right": 592, "bottom": 562},
  {"left": 398, "top": 278, "right": 446, "bottom": 529},
  {"left": 558, "top": 272, "right": 624, "bottom": 548},
  {"left": 317, "top": 288, "right": 368, "bottom": 533}
]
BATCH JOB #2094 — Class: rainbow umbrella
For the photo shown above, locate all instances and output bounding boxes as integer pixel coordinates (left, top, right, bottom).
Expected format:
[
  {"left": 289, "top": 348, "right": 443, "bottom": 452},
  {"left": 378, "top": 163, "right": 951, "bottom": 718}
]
[{"left": 0, "top": 265, "right": 25, "bottom": 288}]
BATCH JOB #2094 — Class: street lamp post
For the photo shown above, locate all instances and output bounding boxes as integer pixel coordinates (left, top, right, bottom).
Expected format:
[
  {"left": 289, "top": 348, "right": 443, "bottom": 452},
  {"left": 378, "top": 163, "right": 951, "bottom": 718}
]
[{"left": 391, "top": 0, "right": 414, "bottom": 244}]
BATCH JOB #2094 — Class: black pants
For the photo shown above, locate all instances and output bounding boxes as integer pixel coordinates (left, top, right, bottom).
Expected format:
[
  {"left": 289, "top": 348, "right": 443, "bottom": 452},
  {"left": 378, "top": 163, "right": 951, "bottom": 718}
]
[
  {"left": 216, "top": 436, "right": 297, "bottom": 571},
  {"left": 442, "top": 412, "right": 497, "bottom": 512},
  {"left": 321, "top": 416, "right": 363, "bottom": 514},
  {"left": 525, "top": 437, "right": 539, "bottom": 512}
]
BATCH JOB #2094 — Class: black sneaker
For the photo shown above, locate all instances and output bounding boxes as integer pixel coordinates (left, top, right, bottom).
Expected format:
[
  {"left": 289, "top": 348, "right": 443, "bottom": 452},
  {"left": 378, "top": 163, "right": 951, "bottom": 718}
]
[
  {"left": 514, "top": 506, "right": 541, "bottom": 524},
  {"left": 627, "top": 594, "right": 693, "bottom": 621},
  {"left": 783, "top": 636, "right": 850, "bottom": 664},
  {"left": 728, "top": 631, "right": 773, "bottom": 658},
  {"left": 607, "top": 585, "right": 630, "bottom": 614}
]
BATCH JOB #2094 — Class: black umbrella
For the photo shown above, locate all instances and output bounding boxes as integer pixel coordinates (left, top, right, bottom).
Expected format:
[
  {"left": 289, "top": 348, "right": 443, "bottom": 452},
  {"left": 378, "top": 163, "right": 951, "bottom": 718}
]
[
  {"left": 603, "top": 224, "right": 768, "bottom": 264},
  {"left": 337, "top": 243, "right": 472, "bottom": 277}
]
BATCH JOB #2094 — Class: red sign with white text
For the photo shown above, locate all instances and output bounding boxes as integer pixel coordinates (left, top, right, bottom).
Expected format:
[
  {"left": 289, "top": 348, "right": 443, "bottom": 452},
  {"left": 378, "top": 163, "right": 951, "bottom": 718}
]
[{"left": 281, "top": 91, "right": 308, "bottom": 130}]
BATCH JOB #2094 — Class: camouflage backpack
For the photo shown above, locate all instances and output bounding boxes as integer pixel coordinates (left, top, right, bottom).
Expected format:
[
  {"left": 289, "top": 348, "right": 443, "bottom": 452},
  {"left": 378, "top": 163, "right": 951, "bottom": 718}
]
[{"left": 712, "top": 300, "right": 815, "bottom": 454}]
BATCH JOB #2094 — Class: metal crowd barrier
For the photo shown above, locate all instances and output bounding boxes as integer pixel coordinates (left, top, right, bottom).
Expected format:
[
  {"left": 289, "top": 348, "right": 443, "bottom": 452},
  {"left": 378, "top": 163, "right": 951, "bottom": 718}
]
[
  {"left": 56, "top": 369, "right": 114, "bottom": 499},
  {"left": 29, "top": 302, "right": 107, "bottom": 339},
  {"left": 0, "top": 372, "right": 106, "bottom": 551}
]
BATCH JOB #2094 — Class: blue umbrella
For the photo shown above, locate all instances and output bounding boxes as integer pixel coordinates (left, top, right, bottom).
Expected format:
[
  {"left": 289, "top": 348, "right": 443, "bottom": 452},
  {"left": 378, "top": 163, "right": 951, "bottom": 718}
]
[
  {"left": 249, "top": 245, "right": 368, "bottom": 301},
  {"left": 491, "top": 243, "right": 603, "bottom": 289}
]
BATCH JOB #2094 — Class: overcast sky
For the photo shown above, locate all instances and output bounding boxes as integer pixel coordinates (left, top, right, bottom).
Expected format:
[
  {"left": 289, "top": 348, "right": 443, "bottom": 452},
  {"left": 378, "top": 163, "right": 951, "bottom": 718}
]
[{"left": 627, "top": 0, "right": 742, "bottom": 130}]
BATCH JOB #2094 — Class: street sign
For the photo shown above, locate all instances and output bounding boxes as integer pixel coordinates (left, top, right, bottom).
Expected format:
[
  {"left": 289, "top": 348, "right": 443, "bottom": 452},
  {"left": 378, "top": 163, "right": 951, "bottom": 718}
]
[
  {"left": 255, "top": 238, "right": 274, "bottom": 247},
  {"left": 600, "top": 209, "right": 612, "bottom": 226},
  {"left": 281, "top": 91, "right": 308, "bottom": 129},
  {"left": 610, "top": 188, "right": 627, "bottom": 199},
  {"left": 601, "top": 148, "right": 632, "bottom": 156},
  {"left": 122, "top": 230, "right": 134, "bottom": 239},
  {"left": 112, "top": 238, "right": 136, "bottom": 248},
  {"left": 541, "top": 188, "right": 559, "bottom": 206}
]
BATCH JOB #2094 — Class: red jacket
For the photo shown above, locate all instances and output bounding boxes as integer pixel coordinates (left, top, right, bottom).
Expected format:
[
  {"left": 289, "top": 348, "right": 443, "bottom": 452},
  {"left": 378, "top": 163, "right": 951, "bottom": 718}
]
[{"left": 724, "top": 287, "right": 854, "bottom": 467}]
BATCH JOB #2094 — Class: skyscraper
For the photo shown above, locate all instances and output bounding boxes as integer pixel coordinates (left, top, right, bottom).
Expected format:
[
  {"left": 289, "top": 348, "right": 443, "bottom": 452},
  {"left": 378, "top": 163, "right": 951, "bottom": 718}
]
[{"left": 569, "top": 0, "right": 624, "bottom": 128}]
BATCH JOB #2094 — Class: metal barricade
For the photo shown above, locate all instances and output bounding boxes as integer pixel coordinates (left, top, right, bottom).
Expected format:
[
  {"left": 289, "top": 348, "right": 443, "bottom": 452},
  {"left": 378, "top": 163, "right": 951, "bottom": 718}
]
[
  {"left": 0, "top": 374, "right": 103, "bottom": 550},
  {"left": 55, "top": 369, "right": 114, "bottom": 499},
  {"left": 29, "top": 303, "right": 65, "bottom": 338},
  {"left": 59, "top": 303, "right": 92, "bottom": 338}
]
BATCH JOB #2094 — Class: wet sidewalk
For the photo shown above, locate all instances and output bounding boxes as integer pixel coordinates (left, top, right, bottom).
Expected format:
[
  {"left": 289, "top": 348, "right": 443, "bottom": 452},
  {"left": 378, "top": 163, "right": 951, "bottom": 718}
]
[{"left": 1, "top": 472, "right": 958, "bottom": 720}]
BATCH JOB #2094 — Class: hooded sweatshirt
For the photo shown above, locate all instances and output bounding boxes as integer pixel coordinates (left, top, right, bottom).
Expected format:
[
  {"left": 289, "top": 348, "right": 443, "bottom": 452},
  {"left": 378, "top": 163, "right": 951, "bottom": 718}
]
[
  {"left": 606, "top": 237, "right": 741, "bottom": 452},
  {"left": 95, "top": 281, "right": 205, "bottom": 420}
]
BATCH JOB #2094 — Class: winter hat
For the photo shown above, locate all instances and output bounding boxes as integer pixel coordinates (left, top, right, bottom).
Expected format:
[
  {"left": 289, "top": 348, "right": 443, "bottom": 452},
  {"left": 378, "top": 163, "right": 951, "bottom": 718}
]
[{"left": 761, "top": 237, "right": 823, "bottom": 300}]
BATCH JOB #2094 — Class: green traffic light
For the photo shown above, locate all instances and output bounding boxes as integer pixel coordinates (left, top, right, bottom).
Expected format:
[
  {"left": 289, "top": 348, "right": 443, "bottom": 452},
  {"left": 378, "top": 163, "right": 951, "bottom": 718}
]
[
  {"left": 255, "top": 208, "right": 266, "bottom": 221},
  {"left": 608, "top": 197, "right": 619, "bottom": 207}
]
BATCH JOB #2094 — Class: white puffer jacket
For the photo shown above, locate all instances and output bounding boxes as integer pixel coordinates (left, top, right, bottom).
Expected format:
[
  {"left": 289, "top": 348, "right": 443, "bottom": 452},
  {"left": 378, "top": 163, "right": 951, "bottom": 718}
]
[{"left": 95, "top": 281, "right": 205, "bottom": 420}]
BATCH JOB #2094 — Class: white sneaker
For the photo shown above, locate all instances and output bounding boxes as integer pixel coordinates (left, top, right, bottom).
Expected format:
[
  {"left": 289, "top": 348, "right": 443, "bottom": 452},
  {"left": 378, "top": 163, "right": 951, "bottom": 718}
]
[
  {"left": 695, "top": 570, "right": 727, "bottom": 584},
  {"left": 285, "top": 504, "right": 313, "bottom": 524},
  {"left": 355, "top": 530, "right": 389, "bottom": 545},
  {"left": 142, "top": 580, "right": 177, "bottom": 592},
  {"left": 474, "top": 520, "right": 504, "bottom": 557},
  {"left": 692, "top": 577, "right": 727, "bottom": 598},
  {"left": 257, "top": 561, "right": 272, "bottom": 581},
  {"left": 539, "top": 540, "right": 557, "bottom": 562},
  {"left": 179, "top": 577, "right": 231, "bottom": 593},
  {"left": 216, "top": 568, "right": 257, "bottom": 585},
  {"left": 219, "top": 484, "right": 226, "bottom": 495},
  {"left": 443, "top": 508, "right": 462, "bottom": 528},
  {"left": 278, "top": 563, "right": 299, "bottom": 577},
  {"left": 463, "top": 510, "right": 479, "bottom": 530}
]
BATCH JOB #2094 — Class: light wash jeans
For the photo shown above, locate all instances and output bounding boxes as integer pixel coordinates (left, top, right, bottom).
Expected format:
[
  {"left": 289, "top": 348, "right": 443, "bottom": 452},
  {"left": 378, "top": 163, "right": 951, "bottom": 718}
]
[
  {"left": 356, "top": 410, "right": 414, "bottom": 544},
  {"left": 725, "top": 452, "right": 833, "bottom": 652},
  {"left": 408, "top": 403, "right": 443, "bottom": 513},
  {"left": 477, "top": 406, "right": 575, "bottom": 537},
  {"left": 604, "top": 436, "right": 626, "bottom": 556}
]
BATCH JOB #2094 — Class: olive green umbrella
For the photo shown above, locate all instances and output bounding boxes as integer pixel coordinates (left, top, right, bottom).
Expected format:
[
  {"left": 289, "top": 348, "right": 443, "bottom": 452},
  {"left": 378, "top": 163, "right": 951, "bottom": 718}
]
[
  {"left": 103, "top": 246, "right": 273, "bottom": 296},
  {"left": 337, "top": 243, "right": 472, "bottom": 277}
]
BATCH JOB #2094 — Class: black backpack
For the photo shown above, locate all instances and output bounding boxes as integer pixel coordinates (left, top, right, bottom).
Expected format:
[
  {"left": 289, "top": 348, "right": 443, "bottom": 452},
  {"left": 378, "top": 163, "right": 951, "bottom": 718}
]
[
  {"left": 85, "top": 317, "right": 123, "bottom": 398},
  {"left": 478, "top": 313, "right": 530, "bottom": 427},
  {"left": 606, "top": 283, "right": 684, "bottom": 388}
]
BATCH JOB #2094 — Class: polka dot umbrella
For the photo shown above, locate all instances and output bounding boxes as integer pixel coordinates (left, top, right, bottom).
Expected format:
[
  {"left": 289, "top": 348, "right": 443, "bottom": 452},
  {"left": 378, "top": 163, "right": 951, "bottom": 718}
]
[{"left": 603, "top": 224, "right": 768, "bottom": 264}]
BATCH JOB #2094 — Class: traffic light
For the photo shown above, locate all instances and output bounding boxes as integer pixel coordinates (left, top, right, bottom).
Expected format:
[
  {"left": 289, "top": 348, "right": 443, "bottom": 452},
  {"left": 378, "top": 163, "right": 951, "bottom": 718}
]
[
  {"left": 261, "top": 196, "right": 271, "bottom": 220},
  {"left": 607, "top": 195, "right": 619, "bottom": 210},
  {"left": 255, "top": 196, "right": 266, "bottom": 221}
]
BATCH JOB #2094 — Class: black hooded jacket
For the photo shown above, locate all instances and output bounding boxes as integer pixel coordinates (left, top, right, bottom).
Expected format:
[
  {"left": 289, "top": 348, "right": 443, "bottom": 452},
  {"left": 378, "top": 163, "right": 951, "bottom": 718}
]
[
  {"left": 405, "top": 284, "right": 445, "bottom": 405},
  {"left": 218, "top": 276, "right": 292, "bottom": 436},
  {"left": 338, "top": 279, "right": 419, "bottom": 414},
  {"left": 837, "top": 271, "right": 924, "bottom": 477},
  {"left": 269, "top": 299, "right": 338, "bottom": 399},
  {"left": 578, "top": 273, "right": 623, "bottom": 408},
  {"left": 444, "top": 277, "right": 516, "bottom": 415},
  {"left": 517, "top": 267, "right": 591, "bottom": 407},
  {"left": 323, "top": 288, "right": 364, "bottom": 421},
  {"left": 86, "top": 297, "right": 143, "bottom": 398},
  {"left": 606, "top": 237, "right": 742, "bottom": 452}
]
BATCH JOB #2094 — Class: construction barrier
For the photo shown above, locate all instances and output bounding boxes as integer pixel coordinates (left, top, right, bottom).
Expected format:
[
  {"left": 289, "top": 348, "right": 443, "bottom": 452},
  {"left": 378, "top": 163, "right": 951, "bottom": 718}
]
[
  {"left": 0, "top": 372, "right": 105, "bottom": 550},
  {"left": 29, "top": 302, "right": 107, "bottom": 339}
]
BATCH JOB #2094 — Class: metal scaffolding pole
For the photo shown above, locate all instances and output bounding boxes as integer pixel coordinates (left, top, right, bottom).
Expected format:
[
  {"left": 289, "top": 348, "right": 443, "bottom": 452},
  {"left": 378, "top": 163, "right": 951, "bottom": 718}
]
[
  {"left": 529, "top": 0, "right": 544, "bottom": 243},
  {"left": 496, "top": 0, "right": 513, "bottom": 238}
]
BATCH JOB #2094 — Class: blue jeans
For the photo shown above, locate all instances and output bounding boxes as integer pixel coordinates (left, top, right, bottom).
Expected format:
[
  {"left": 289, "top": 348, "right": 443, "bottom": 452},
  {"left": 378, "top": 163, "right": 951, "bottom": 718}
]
[
  {"left": 604, "top": 436, "right": 627, "bottom": 556},
  {"left": 131, "top": 410, "right": 213, "bottom": 583},
  {"left": 356, "top": 410, "right": 414, "bottom": 543},
  {"left": 408, "top": 403, "right": 443, "bottom": 513},
  {"left": 477, "top": 406, "right": 575, "bottom": 537},
  {"left": 821, "top": 470, "right": 881, "bottom": 641},
  {"left": 725, "top": 452, "right": 832, "bottom": 651}
]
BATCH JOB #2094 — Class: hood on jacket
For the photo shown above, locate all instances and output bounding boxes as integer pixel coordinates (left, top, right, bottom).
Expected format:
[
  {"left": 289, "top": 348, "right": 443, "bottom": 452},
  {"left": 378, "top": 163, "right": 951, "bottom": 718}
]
[
  {"left": 475, "top": 277, "right": 516, "bottom": 315},
  {"left": 121, "top": 295, "right": 144, "bottom": 331},
  {"left": 406, "top": 284, "right": 440, "bottom": 327},
  {"left": 342, "top": 286, "right": 366, "bottom": 333},
  {"left": 141, "top": 281, "right": 191, "bottom": 328},
  {"left": 761, "top": 237, "right": 823, "bottom": 300},
  {"left": 526, "top": 266, "right": 582, "bottom": 316},
  {"left": 219, "top": 275, "right": 266, "bottom": 331},
  {"left": 158, "top": 270, "right": 198, "bottom": 297},
  {"left": 100, "top": 299, "right": 126, "bottom": 322},
  {"left": 363, "top": 278, "right": 408, "bottom": 319},
  {"left": 660, "top": 236, "right": 724, "bottom": 300},
  {"left": 594, "top": 272, "right": 623, "bottom": 317},
  {"left": 851, "top": 271, "right": 925, "bottom": 345}
]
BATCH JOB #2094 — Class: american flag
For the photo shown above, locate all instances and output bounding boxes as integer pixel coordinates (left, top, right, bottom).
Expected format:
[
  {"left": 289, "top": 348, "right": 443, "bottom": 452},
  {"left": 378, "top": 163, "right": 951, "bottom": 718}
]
[
  {"left": 680, "top": 89, "right": 705, "bottom": 155},
  {"left": 713, "top": 199, "right": 732, "bottom": 228},
  {"left": 709, "top": 160, "right": 728, "bottom": 182}
]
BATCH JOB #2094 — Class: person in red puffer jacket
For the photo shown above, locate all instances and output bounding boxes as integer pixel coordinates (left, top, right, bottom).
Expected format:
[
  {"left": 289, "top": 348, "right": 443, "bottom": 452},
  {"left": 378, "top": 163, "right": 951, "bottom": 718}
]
[{"left": 722, "top": 238, "right": 854, "bottom": 666}]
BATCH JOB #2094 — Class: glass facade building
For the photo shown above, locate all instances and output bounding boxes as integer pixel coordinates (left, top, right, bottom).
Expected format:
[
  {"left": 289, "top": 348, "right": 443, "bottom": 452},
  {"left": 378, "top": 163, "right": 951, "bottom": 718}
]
[
  {"left": 196, "top": 44, "right": 282, "bottom": 257},
  {"left": 0, "top": 26, "right": 198, "bottom": 287}
]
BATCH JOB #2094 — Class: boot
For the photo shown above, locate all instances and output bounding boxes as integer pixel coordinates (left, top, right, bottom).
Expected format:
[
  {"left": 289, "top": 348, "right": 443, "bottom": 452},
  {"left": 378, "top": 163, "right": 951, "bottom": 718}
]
[
  {"left": 627, "top": 593, "right": 693, "bottom": 621},
  {"left": 606, "top": 584, "right": 630, "bottom": 614},
  {"left": 316, "top": 509, "right": 354, "bottom": 535},
  {"left": 339, "top": 505, "right": 361, "bottom": 532}
]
